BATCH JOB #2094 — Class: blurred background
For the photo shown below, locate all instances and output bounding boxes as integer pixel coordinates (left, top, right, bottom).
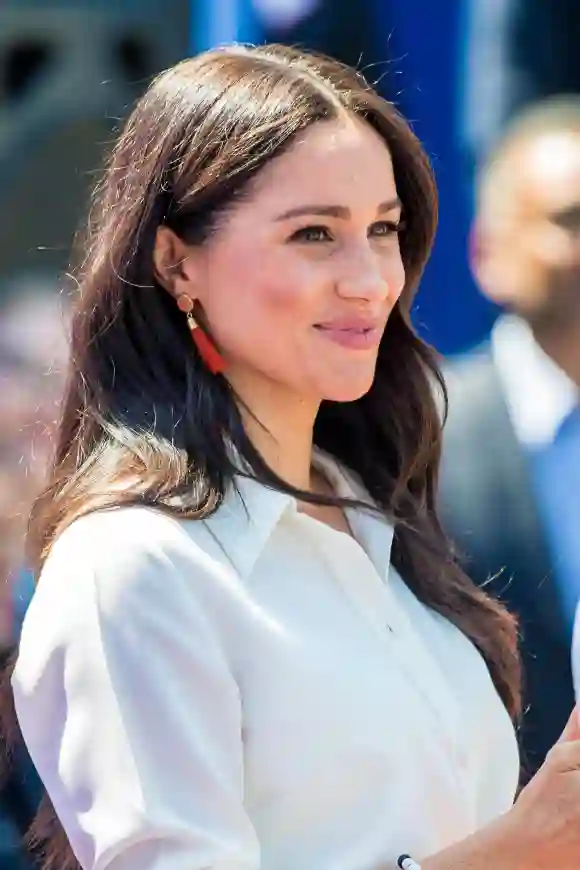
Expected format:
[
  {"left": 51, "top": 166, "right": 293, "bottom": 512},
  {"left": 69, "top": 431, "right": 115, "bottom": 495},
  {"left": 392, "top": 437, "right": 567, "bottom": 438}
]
[{"left": 2, "top": 0, "right": 580, "bottom": 866}]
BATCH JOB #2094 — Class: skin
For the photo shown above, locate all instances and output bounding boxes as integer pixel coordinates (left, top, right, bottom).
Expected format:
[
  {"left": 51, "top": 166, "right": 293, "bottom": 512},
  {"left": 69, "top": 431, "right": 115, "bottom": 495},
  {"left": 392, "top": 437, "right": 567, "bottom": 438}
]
[
  {"left": 473, "top": 128, "right": 580, "bottom": 382},
  {"left": 154, "top": 115, "right": 405, "bottom": 503},
  {"left": 155, "top": 113, "right": 580, "bottom": 868}
]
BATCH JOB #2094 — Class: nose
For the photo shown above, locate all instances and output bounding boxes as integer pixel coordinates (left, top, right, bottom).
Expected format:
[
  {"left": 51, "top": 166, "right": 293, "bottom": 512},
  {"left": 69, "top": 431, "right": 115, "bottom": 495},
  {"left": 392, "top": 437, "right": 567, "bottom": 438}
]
[{"left": 335, "top": 247, "right": 394, "bottom": 303}]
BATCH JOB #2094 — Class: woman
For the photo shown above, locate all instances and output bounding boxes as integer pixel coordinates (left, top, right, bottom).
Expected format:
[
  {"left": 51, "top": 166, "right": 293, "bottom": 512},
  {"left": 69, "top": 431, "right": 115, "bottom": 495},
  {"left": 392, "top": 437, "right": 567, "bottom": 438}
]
[{"left": 4, "top": 43, "right": 580, "bottom": 870}]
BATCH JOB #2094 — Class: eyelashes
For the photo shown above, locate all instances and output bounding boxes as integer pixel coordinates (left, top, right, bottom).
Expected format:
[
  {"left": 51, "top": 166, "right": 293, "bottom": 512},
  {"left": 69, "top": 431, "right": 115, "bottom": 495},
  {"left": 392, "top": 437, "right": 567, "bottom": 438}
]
[
  {"left": 289, "top": 220, "right": 405, "bottom": 243},
  {"left": 290, "top": 226, "right": 332, "bottom": 243}
]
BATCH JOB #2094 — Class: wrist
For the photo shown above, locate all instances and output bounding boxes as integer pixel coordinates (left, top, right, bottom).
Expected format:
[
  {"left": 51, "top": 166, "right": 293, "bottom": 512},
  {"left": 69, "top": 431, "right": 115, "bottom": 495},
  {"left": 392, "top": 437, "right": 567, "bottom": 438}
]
[{"left": 420, "top": 811, "right": 529, "bottom": 870}]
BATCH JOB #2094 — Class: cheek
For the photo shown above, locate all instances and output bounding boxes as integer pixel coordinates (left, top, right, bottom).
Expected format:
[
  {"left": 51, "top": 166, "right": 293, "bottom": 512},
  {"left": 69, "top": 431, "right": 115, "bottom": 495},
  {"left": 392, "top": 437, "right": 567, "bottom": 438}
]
[
  {"left": 203, "top": 245, "right": 316, "bottom": 348},
  {"left": 528, "top": 225, "right": 576, "bottom": 268},
  {"left": 387, "top": 252, "right": 406, "bottom": 301},
  {"left": 556, "top": 233, "right": 580, "bottom": 267},
  {"left": 249, "top": 268, "right": 310, "bottom": 315}
]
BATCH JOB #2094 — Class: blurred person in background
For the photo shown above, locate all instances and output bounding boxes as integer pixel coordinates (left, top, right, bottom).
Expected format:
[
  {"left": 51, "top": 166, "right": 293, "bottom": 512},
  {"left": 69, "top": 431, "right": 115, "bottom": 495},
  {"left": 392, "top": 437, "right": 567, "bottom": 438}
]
[
  {"left": 0, "top": 277, "right": 70, "bottom": 641},
  {"left": 440, "top": 96, "right": 580, "bottom": 778},
  {"left": 0, "top": 277, "right": 68, "bottom": 870},
  {"left": 5, "top": 44, "right": 580, "bottom": 870}
]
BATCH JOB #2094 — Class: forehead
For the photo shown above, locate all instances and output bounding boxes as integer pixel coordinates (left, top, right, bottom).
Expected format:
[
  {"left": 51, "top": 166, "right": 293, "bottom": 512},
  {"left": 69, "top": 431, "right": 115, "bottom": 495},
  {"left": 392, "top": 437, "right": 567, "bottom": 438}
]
[
  {"left": 517, "top": 131, "right": 580, "bottom": 215},
  {"left": 246, "top": 116, "right": 397, "bottom": 208}
]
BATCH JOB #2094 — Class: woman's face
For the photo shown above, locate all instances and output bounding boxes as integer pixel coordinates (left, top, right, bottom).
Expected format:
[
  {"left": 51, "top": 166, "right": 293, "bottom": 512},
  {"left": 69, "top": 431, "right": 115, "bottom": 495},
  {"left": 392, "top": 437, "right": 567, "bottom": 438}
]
[{"left": 190, "top": 116, "right": 405, "bottom": 407}]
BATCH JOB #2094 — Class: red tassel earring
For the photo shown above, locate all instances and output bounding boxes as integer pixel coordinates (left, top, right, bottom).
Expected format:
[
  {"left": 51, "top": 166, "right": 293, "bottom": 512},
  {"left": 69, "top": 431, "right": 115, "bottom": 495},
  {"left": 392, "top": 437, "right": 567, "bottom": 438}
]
[{"left": 177, "top": 294, "right": 226, "bottom": 375}]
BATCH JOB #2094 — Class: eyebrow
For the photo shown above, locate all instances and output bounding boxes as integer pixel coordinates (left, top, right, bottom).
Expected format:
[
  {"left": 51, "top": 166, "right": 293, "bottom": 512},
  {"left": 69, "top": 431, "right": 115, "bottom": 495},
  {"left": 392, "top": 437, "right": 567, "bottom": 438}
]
[{"left": 273, "top": 197, "right": 403, "bottom": 222}]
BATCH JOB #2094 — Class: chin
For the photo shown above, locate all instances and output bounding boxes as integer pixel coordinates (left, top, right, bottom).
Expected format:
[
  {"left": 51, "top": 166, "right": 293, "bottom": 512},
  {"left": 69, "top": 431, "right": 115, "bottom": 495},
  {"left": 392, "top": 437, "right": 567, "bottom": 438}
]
[{"left": 321, "top": 375, "right": 376, "bottom": 404}]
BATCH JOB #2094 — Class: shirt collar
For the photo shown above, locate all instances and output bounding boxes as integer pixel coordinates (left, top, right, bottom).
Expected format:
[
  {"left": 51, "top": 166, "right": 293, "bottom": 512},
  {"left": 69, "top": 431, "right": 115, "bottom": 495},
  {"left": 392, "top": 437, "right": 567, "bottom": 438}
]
[
  {"left": 490, "top": 313, "right": 579, "bottom": 448},
  {"left": 201, "top": 447, "right": 386, "bottom": 580}
]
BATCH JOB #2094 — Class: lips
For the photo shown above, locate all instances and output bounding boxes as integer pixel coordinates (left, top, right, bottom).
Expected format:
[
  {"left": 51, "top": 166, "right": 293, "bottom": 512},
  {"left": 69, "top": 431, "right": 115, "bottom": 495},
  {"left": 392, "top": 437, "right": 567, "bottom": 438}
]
[
  {"left": 315, "top": 316, "right": 381, "bottom": 333},
  {"left": 313, "top": 318, "right": 384, "bottom": 350}
]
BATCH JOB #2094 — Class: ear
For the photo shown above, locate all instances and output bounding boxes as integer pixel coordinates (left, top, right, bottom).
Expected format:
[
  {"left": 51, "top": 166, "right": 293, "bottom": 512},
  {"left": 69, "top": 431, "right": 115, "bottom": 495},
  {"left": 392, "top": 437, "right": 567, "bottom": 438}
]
[
  {"left": 468, "top": 219, "right": 505, "bottom": 305},
  {"left": 153, "top": 226, "right": 198, "bottom": 301},
  {"left": 468, "top": 221, "right": 482, "bottom": 273},
  {"left": 468, "top": 219, "right": 491, "bottom": 285}
]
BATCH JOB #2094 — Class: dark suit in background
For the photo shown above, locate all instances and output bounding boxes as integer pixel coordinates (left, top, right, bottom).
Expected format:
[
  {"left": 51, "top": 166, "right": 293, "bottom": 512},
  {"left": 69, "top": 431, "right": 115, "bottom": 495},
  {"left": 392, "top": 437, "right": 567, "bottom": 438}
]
[
  {"left": 439, "top": 345, "right": 574, "bottom": 777},
  {"left": 442, "top": 89, "right": 580, "bottom": 777}
]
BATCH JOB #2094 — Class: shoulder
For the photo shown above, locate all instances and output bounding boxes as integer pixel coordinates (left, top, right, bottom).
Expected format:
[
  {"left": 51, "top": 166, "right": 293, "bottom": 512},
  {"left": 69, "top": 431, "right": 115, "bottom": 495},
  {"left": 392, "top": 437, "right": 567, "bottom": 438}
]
[
  {"left": 442, "top": 341, "right": 494, "bottom": 402},
  {"left": 438, "top": 343, "right": 507, "bottom": 516},
  {"left": 27, "top": 507, "right": 242, "bottom": 643},
  {"left": 49, "top": 503, "right": 205, "bottom": 554},
  {"left": 41, "top": 507, "right": 216, "bottom": 594},
  {"left": 16, "top": 507, "right": 248, "bottom": 693},
  {"left": 440, "top": 341, "right": 506, "bottom": 444}
]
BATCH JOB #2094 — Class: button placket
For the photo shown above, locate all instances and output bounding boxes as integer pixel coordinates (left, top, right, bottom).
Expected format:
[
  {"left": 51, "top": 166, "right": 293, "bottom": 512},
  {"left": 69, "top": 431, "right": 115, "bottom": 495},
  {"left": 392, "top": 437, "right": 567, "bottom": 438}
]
[{"left": 295, "top": 510, "right": 475, "bottom": 812}]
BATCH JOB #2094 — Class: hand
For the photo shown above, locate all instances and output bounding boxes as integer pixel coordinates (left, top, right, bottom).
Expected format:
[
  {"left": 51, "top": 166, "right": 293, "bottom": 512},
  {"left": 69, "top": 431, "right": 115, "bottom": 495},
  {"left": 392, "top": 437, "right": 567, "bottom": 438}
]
[
  {"left": 421, "top": 707, "right": 580, "bottom": 870},
  {"left": 503, "top": 706, "right": 580, "bottom": 868}
]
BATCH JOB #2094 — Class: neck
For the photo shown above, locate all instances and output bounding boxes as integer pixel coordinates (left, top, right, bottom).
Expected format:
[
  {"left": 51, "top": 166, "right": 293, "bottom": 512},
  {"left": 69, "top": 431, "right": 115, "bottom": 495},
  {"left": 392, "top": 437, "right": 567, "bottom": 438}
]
[
  {"left": 532, "top": 319, "right": 580, "bottom": 387},
  {"left": 234, "top": 378, "right": 320, "bottom": 491}
]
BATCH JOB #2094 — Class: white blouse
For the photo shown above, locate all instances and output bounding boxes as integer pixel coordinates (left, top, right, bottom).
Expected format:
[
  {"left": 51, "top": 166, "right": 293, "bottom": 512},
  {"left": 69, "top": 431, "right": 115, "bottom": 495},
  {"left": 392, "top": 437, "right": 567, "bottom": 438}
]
[{"left": 12, "top": 451, "right": 519, "bottom": 870}]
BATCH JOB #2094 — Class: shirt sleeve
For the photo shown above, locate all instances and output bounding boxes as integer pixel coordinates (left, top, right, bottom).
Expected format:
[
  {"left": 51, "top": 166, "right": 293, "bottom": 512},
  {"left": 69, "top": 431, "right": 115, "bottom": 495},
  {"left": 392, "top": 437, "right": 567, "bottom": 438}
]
[{"left": 11, "top": 509, "right": 260, "bottom": 870}]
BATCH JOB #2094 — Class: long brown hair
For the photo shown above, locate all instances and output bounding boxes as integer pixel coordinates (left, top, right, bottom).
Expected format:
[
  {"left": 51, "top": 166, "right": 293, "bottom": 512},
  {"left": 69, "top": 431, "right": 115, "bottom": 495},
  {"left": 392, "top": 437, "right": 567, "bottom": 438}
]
[{"left": 0, "top": 43, "right": 520, "bottom": 870}]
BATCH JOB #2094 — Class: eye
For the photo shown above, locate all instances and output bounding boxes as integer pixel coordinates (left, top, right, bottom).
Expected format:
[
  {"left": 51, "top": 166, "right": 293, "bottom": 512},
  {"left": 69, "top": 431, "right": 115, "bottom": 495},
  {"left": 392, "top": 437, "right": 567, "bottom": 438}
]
[
  {"left": 550, "top": 205, "right": 580, "bottom": 233},
  {"left": 370, "top": 219, "right": 405, "bottom": 237},
  {"left": 289, "top": 225, "right": 332, "bottom": 243}
]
